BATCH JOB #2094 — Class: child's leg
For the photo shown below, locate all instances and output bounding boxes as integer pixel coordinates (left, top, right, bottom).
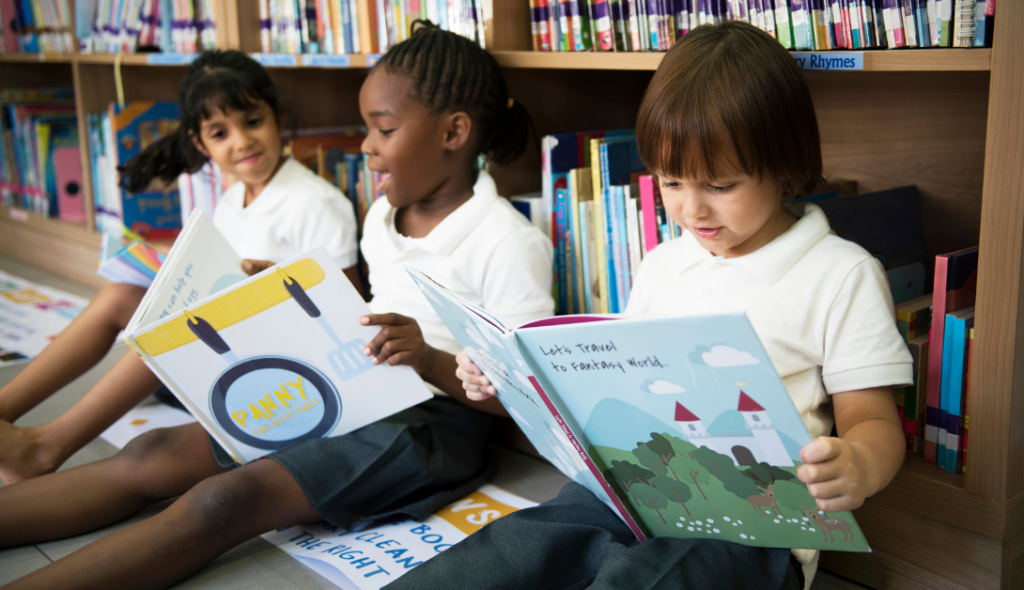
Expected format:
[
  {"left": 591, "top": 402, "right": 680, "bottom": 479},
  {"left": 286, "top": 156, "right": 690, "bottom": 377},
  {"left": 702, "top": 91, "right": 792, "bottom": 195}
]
[
  {"left": 2, "top": 450, "right": 319, "bottom": 590},
  {"left": 0, "top": 423, "right": 224, "bottom": 548},
  {"left": 0, "top": 283, "right": 145, "bottom": 422},
  {"left": 383, "top": 482, "right": 802, "bottom": 590},
  {"left": 0, "top": 349, "right": 160, "bottom": 484}
]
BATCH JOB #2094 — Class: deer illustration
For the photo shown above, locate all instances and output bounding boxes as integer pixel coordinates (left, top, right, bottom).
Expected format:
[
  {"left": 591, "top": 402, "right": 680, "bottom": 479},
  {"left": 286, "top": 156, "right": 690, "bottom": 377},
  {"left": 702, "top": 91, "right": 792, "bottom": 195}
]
[
  {"left": 801, "top": 506, "right": 855, "bottom": 543},
  {"left": 745, "top": 472, "right": 784, "bottom": 518}
]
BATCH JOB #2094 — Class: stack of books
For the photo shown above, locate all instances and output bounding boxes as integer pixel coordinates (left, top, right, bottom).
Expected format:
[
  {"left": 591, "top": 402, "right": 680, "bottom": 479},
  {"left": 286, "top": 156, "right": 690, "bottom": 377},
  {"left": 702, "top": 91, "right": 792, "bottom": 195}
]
[
  {"left": 72, "top": 0, "right": 218, "bottom": 54},
  {"left": 0, "top": 88, "right": 81, "bottom": 220},
  {"left": 526, "top": 0, "right": 995, "bottom": 51},
  {"left": 257, "top": 0, "right": 487, "bottom": 55},
  {"left": 0, "top": 0, "right": 75, "bottom": 53}
]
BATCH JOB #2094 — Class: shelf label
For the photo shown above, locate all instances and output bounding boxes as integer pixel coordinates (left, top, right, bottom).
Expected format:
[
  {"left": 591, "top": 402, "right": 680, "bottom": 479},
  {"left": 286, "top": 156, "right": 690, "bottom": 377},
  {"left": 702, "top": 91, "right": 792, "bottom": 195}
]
[
  {"left": 146, "top": 53, "right": 199, "bottom": 66},
  {"left": 250, "top": 53, "right": 298, "bottom": 67},
  {"left": 366, "top": 53, "right": 382, "bottom": 67},
  {"left": 792, "top": 52, "right": 863, "bottom": 71},
  {"left": 302, "top": 53, "right": 351, "bottom": 68}
]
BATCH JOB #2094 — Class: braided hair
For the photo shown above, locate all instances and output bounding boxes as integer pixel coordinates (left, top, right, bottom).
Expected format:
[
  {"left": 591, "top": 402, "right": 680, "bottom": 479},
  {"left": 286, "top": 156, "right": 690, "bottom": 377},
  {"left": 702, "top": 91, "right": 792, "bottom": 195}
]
[
  {"left": 375, "top": 22, "right": 532, "bottom": 166},
  {"left": 119, "top": 50, "right": 286, "bottom": 193}
]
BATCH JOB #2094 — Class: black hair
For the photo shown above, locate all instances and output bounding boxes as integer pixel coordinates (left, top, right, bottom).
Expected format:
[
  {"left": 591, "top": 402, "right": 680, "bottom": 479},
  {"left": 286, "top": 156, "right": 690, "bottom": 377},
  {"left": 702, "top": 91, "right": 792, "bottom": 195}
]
[
  {"left": 119, "top": 50, "right": 285, "bottom": 193},
  {"left": 374, "top": 21, "right": 532, "bottom": 166}
]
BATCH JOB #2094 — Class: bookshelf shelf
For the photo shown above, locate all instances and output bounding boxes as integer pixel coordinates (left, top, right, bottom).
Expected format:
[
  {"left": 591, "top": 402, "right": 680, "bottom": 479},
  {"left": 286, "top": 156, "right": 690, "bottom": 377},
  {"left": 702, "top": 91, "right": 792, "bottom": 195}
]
[{"left": 492, "top": 48, "right": 993, "bottom": 71}]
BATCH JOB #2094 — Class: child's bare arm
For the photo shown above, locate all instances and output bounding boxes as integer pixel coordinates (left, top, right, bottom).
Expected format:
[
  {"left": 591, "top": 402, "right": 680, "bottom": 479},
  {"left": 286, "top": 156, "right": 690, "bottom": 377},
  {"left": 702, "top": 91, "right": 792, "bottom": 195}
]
[
  {"left": 361, "top": 314, "right": 507, "bottom": 417},
  {"left": 797, "top": 386, "right": 905, "bottom": 513}
]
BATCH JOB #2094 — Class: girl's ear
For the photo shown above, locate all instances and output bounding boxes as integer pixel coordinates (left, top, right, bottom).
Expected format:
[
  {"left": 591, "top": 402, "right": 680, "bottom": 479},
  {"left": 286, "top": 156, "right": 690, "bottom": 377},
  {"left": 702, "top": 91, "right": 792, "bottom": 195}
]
[
  {"left": 441, "top": 111, "right": 473, "bottom": 153},
  {"left": 190, "top": 131, "right": 210, "bottom": 158}
]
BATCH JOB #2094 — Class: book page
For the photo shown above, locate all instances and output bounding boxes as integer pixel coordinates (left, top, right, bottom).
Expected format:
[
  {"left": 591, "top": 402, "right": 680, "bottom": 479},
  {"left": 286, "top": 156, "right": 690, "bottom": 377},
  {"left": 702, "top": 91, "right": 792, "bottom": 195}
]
[
  {"left": 406, "top": 268, "right": 641, "bottom": 537},
  {"left": 131, "top": 211, "right": 247, "bottom": 331},
  {"left": 515, "top": 314, "right": 869, "bottom": 552}
]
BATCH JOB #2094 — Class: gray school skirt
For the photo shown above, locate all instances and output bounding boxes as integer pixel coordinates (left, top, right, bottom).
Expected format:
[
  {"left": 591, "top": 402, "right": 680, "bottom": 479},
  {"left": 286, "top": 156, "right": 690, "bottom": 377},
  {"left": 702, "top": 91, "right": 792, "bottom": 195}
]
[{"left": 156, "top": 387, "right": 495, "bottom": 532}]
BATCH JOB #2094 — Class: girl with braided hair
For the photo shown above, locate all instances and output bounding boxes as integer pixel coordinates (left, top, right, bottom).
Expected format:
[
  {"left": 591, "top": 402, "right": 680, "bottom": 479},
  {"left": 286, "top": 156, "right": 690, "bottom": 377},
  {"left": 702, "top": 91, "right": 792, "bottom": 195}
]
[
  {"left": 0, "top": 24, "right": 553, "bottom": 590},
  {"left": 0, "top": 49, "right": 360, "bottom": 486}
]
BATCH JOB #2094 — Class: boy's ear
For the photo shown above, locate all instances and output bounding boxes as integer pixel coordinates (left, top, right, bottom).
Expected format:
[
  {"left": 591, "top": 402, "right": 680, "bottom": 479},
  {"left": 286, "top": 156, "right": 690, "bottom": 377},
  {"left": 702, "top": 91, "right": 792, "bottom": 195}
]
[
  {"left": 190, "top": 131, "right": 210, "bottom": 158},
  {"left": 441, "top": 111, "right": 473, "bottom": 153}
]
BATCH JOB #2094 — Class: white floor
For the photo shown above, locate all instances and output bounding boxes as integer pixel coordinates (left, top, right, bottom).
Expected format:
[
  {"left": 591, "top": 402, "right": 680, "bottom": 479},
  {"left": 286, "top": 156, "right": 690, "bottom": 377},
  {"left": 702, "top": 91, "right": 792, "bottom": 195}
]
[{"left": 0, "top": 253, "right": 870, "bottom": 590}]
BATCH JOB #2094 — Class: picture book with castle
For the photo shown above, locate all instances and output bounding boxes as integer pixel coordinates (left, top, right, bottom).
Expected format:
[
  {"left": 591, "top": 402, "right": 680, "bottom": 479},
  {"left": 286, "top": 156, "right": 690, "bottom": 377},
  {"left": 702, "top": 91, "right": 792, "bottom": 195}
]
[
  {"left": 122, "top": 211, "right": 431, "bottom": 465},
  {"left": 408, "top": 268, "right": 870, "bottom": 552}
]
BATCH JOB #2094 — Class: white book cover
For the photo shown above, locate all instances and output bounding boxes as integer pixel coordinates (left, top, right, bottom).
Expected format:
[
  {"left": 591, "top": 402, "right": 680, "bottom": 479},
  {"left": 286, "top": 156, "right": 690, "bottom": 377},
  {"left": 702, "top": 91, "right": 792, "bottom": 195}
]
[{"left": 123, "top": 212, "right": 431, "bottom": 464}]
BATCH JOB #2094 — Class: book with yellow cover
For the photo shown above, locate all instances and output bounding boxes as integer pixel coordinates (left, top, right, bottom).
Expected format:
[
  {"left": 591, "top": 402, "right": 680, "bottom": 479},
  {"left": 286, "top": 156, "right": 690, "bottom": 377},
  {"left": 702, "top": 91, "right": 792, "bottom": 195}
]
[{"left": 122, "top": 211, "right": 430, "bottom": 465}]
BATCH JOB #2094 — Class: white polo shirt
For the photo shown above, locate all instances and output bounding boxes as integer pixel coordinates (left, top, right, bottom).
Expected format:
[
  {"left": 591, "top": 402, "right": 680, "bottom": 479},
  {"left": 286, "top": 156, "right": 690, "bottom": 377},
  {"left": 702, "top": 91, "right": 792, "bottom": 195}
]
[
  {"left": 626, "top": 203, "right": 912, "bottom": 581},
  {"left": 213, "top": 157, "right": 359, "bottom": 268},
  {"left": 362, "top": 169, "right": 555, "bottom": 363}
]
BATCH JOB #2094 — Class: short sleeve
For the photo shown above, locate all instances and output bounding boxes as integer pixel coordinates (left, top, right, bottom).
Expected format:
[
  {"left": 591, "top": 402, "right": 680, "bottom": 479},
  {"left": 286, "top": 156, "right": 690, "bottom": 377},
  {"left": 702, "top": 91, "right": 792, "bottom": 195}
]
[
  {"left": 822, "top": 258, "right": 914, "bottom": 393},
  {"left": 482, "top": 226, "right": 555, "bottom": 329},
  {"left": 291, "top": 190, "right": 360, "bottom": 269}
]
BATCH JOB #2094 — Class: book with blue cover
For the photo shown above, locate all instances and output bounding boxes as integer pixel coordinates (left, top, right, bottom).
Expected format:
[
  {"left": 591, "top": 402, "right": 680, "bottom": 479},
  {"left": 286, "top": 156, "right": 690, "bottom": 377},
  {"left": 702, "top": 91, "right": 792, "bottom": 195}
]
[{"left": 408, "top": 268, "right": 870, "bottom": 552}]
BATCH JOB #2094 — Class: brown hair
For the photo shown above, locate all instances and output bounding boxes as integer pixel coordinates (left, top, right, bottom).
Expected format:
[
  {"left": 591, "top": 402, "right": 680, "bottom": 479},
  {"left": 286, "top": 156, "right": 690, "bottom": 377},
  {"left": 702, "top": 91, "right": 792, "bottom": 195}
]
[{"left": 636, "top": 21, "right": 822, "bottom": 199}]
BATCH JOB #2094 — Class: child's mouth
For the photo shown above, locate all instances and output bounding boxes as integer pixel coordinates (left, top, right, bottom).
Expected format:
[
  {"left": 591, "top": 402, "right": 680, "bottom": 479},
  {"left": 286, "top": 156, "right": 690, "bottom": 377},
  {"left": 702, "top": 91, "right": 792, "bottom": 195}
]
[
  {"left": 692, "top": 227, "right": 722, "bottom": 239},
  {"left": 376, "top": 172, "right": 391, "bottom": 193}
]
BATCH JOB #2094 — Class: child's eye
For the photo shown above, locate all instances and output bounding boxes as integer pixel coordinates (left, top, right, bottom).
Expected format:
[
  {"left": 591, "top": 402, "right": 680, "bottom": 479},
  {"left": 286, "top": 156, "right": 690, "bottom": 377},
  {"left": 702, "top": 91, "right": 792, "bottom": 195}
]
[
  {"left": 661, "top": 181, "right": 681, "bottom": 189},
  {"left": 379, "top": 129, "right": 395, "bottom": 137},
  {"left": 248, "top": 117, "right": 263, "bottom": 127},
  {"left": 210, "top": 130, "right": 226, "bottom": 140},
  {"left": 709, "top": 184, "right": 733, "bottom": 193}
]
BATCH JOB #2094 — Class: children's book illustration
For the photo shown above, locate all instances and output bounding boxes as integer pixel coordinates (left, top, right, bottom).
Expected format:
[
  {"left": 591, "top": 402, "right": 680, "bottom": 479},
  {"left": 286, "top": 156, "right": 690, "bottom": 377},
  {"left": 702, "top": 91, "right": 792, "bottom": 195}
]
[
  {"left": 263, "top": 484, "right": 537, "bottom": 590},
  {"left": 0, "top": 269, "right": 89, "bottom": 367},
  {"left": 122, "top": 216, "right": 431, "bottom": 465},
  {"left": 408, "top": 268, "right": 870, "bottom": 552}
]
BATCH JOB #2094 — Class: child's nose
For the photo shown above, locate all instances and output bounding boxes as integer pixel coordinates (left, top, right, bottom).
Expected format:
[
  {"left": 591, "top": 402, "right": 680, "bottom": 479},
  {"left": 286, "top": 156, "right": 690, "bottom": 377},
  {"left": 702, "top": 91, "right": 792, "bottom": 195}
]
[{"left": 360, "top": 135, "right": 375, "bottom": 156}]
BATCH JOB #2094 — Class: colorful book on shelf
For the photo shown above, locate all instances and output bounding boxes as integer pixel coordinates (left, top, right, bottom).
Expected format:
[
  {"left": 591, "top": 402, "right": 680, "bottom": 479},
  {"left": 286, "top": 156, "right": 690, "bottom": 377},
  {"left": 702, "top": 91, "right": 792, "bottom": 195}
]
[
  {"left": 937, "top": 309, "right": 970, "bottom": 475},
  {"left": 924, "top": 246, "right": 978, "bottom": 464},
  {"left": 122, "top": 210, "right": 431, "bottom": 465},
  {"left": 896, "top": 294, "right": 932, "bottom": 343},
  {"left": 409, "top": 267, "right": 871, "bottom": 552},
  {"left": 962, "top": 327, "right": 973, "bottom": 472},
  {"left": 897, "top": 334, "right": 928, "bottom": 452}
]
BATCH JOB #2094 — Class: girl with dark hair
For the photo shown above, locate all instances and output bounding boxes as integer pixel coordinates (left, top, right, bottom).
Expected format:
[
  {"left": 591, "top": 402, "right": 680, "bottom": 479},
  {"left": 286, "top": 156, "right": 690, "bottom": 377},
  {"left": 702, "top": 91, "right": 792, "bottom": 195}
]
[
  {"left": 420, "top": 21, "right": 911, "bottom": 590},
  {"left": 0, "top": 49, "right": 361, "bottom": 486},
  {"left": 0, "top": 26, "right": 553, "bottom": 590}
]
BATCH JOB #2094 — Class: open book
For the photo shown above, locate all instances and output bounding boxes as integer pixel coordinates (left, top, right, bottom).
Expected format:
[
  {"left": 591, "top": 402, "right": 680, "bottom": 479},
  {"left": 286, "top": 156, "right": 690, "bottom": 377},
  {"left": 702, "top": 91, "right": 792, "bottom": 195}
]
[
  {"left": 121, "top": 211, "right": 431, "bottom": 465},
  {"left": 408, "top": 268, "right": 870, "bottom": 552}
]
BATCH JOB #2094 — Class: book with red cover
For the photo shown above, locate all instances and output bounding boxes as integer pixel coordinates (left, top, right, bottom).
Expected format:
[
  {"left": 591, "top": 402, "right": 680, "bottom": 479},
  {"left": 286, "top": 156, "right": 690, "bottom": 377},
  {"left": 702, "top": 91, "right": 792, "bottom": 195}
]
[{"left": 924, "top": 246, "right": 979, "bottom": 463}]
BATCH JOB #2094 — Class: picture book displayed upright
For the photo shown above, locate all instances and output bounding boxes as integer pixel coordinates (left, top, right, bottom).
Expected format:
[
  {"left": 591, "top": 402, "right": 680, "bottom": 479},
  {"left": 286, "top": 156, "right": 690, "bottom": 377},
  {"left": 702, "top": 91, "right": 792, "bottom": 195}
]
[
  {"left": 123, "top": 211, "right": 431, "bottom": 465},
  {"left": 408, "top": 268, "right": 870, "bottom": 552}
]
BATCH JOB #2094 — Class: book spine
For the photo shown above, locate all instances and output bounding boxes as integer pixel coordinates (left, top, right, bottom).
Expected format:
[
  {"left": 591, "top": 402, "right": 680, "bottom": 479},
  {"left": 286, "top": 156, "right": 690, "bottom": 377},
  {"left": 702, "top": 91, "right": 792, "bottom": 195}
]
[
  {"left": 902, "top": 0, "right": 918, "bottom": 46},
  {"left": 554, "top": 187, "right": 568, "bottom": 314},
  {"left": 591, "top": 0, "right": 613, "bottom": 48},
  {"left": 579, "top": 201, "right": 593, "bottom": 314},
  {"left": 639, "top": 176, "right": 660, "bottom": 253},
  {"left": 590, "top": 139, "right": 608, "bottom": 314},
  {"left": 944, "top": 316, "right": 968, "bottom": 473},
  {"left": 571, "top": 178, "right": 586, "bottom": 315},
  {"left": 962, "top": 328, "right": 973, "bottom": 472},
  {"left": 924, "top": 255, "right": 948, "bottom": 463},
  {"left": 937, "top": 313, "right": 955, "bottom": 461}
]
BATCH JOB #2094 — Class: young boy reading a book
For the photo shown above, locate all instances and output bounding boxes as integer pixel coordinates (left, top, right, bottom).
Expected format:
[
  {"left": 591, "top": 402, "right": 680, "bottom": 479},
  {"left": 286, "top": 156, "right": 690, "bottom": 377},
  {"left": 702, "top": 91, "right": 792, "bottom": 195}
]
[
  {"left": 391, "top": 21, "right": 912, "bottom": 590},
  {"left": 0, "top": 50, "right": 361, "bottom": 485},
  {"left": 0, "top": 25, "right": 554, "bottom": 590}
]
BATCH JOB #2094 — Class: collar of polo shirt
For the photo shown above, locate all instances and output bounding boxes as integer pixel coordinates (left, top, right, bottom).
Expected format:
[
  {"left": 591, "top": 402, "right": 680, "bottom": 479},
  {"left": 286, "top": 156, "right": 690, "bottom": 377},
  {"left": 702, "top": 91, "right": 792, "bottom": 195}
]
[{"left": 379, "top": 170, "right": 500, "bottom": 257}]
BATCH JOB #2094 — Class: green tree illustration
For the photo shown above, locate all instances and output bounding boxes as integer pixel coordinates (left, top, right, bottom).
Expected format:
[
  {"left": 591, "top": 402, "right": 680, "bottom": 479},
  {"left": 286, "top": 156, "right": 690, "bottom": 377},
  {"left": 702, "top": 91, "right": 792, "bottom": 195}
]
[
  {"left": 652, "top": 474, "right": 692, "bottom": 516},
  {"left": 632, "top": 444, "right": 667, "bottom": 478},
  {"left": 773, "top": 479, "right": 818, "bottom": 514},
  {"left": 608, "top": 460, "right": 642, "bottom": 505},
  {"left": 648, "top": 433, "right": 681, "bottom": 480},
  {"left": 631, "top": 483, "right": 669, "bottom": 524},
  {"left": 691, "top": 446, "right": 760, "bottom": 500}
]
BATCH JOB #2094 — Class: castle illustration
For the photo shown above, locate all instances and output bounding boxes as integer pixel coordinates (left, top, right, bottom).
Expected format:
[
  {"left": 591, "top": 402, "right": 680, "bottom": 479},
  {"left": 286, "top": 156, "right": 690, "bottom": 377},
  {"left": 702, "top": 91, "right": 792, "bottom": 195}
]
[{"left": 673, "top": 392, "right": 793, "bottom": 467}]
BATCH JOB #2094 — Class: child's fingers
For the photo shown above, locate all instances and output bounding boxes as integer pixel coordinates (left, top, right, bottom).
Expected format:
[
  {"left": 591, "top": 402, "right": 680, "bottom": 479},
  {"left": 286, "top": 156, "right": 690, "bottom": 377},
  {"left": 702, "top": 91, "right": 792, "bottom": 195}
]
[
  {"left": 805, "top": 478, "right": 846, "bottom": 501},
  {"left": 360, "top": 312, "right": 411, "bottom": 327},
  {"left": 241, "top": 259, "right": 274, "bottom": 276},
  {"left": 455, "top": 351, "right": 483, "bottom": 375},
  {"left": 815, "top": 495, "right": 861, "bottom": 514},
  {"left": 455, "top": 365, "right": 490, "bottom": 387},
  {"left": 385, "top": 351, "right": 414, "bottom": 366},
  {"left": 799, "top": 437, "right": 842, "bottom": 464},
  {"left": 797, "top": 459, "right": 843, "bottom": 484},
  {"left": 465, "top": 383, "right": 497, "bottom": 401},
  {"left": 371, "top": 337, "right": 414, "bottom": 365}
]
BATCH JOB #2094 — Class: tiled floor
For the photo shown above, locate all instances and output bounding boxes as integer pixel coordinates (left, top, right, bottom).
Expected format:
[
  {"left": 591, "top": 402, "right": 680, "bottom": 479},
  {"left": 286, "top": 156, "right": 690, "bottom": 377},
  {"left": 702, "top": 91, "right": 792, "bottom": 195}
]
[{"left": 0, "top": 254, "right": 872, "bottom": 589}]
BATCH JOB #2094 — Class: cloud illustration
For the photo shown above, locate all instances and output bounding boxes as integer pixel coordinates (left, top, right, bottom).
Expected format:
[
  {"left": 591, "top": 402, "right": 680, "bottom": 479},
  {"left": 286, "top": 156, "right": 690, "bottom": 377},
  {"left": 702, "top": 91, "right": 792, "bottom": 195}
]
[
  {"left": 508, "top": 407, "right": 533, "bottom": 429},
  {"left": 701, "top": 345, "right": 760, "bottom": 367},
  {"left": 460, "top": 323, "right": 489, "bottom": 351},
  {"left": 647, "top": 380, "right": 687, "bottom": 394},
  {"left": 513, "top": 369, "right": 534, "bottom": 389}
]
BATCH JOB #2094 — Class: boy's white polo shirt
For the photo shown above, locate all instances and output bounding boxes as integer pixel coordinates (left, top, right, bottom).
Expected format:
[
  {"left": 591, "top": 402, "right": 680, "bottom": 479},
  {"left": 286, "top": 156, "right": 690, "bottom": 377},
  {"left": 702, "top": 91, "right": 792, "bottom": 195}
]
[
  {"left": 362, "top": 169, "right": 555, "bottom": 364},
  {"left": 626, "top": 203, "right": 913, "bottom": 441},
  {"left": 213, "top": 157, "right": 359, "bottom": 268}
]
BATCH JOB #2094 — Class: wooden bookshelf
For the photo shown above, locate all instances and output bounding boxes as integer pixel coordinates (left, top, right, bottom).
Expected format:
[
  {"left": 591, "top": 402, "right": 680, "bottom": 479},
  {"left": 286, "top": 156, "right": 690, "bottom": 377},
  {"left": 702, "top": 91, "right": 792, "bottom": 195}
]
[{"left": 0, "top": 3, "right": 1022, "bottom": 588}]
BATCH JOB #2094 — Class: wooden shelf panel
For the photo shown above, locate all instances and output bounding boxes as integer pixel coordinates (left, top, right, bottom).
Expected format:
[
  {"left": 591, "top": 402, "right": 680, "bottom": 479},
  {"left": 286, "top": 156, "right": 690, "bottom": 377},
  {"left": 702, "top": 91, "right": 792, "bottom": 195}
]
[
  {"left": 0, "top": 206, "right": 98, "bottom": 247},
  {"left": 493, "top": 49, "right": 992, "bottom": 71},
  {"left": 0, "top": 53, "right": 379, "bottom": 69}
]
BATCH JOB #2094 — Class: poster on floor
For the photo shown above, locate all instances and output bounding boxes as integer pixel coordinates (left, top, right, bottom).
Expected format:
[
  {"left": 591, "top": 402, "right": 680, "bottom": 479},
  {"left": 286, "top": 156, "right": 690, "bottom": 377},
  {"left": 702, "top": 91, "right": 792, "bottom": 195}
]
[
  {"left": 263, "top": 484, "right": 537, "bottom": 590},
  {"left": 0, "top": 270, "right": 89, "bottom": 367}
]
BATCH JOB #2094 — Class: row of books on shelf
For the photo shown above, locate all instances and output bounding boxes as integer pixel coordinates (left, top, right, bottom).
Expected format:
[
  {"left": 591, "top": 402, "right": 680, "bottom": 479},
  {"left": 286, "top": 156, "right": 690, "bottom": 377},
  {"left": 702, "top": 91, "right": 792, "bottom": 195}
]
[
  {"left": 0, "top": 87, "right": 86, "bottom": 221},
  {"left": 528, "top": 0, "right": 995, "bottom": 51},
  {"left": 257, "top": 0, "right": 486, "bottom": 55},
  {"left": 0, "top": 0, "right": 217, "bottom": 55}
]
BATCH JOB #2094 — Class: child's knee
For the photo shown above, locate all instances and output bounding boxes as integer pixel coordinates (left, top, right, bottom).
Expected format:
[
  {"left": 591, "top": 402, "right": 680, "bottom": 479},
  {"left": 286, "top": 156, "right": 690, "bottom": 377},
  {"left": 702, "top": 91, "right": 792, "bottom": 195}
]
[
  {"left": 177, "top": 471, "right": 264, "bottom": 537},
  {"left": 93, "top": 283, "right": 146, "bottom": 325}
]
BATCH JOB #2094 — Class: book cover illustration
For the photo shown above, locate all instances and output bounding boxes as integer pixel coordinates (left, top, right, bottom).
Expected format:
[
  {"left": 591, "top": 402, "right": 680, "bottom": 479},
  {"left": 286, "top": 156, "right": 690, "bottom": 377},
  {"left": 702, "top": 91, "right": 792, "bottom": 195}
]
[
  {"left": 126, "top": 247, "right": 431, "bottom": 465},
  {"left": 409, "top": 269, "right": 869, "bottom": 552}
]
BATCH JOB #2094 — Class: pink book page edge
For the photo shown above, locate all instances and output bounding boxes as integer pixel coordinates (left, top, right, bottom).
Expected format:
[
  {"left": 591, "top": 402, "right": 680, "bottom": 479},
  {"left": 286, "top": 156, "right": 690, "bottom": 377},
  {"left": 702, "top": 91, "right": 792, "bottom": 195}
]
[
  {"left": 528, "top": 375, "right": 648, "bottom": 541},
  {"left": 519, "top": 315, "right": 618, "bottom": 329}
]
